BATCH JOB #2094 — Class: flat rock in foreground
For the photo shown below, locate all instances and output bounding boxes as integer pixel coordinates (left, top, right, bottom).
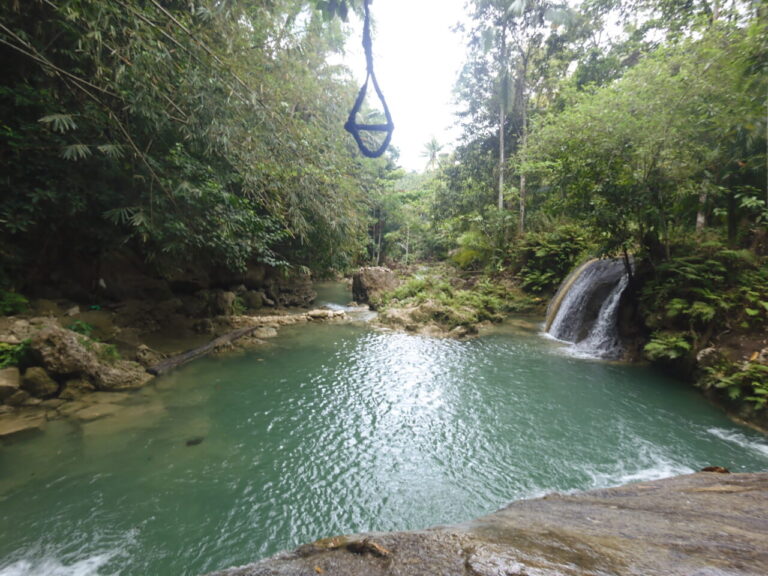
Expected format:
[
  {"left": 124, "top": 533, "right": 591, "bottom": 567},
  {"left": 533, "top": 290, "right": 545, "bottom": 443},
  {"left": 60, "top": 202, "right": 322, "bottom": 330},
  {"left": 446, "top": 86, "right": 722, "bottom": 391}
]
[{"left": 208, "top": 472, "right": 768, "bottom": 576}]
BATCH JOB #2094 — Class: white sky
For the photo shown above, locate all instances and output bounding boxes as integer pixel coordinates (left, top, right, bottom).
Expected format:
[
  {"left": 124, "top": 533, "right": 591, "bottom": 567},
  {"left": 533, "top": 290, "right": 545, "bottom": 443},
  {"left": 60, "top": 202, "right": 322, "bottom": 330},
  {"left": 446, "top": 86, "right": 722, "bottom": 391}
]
[{"left": 341, "top": 0, "right": 468, "bottom": 172}]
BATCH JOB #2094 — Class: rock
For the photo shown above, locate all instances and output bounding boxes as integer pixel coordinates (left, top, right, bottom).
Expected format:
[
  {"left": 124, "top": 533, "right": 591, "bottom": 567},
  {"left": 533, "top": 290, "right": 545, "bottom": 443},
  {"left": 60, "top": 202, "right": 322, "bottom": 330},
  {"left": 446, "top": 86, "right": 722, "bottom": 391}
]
[
  {"left": 135, "top": 344, "right": 165, "bottom": 368},
  {"left": 307, "top": 309, "right": 333, "bottom": 319},
  {"left": 0, "top": 409, "right": 46, "bottom": 438},
  {"left": 242, "top": 290, "right": 264, "bottom": 311},
  {"left": 352, "top": 267, "right": 398, "bottom": 308},
  {"left": 4, "top": 389, "right": 30, "bottom": 406},
  {"left": 29, "top": 325, "right": 153, "bottom": 392},
  {"left": 213, "top": 291, "right": 237, "bottom": 316},
  {"left": 206, "top": 472, "right": 768, "bottom": 576},
  {"left": 21, "top": 367, "right": 59, "bottom": 398},
  {"left": 59, "top": 378, "right": 96, "bottom": 401},
  {"left": 65, "top": 305, "right": 80, "bottom": 317},
  {"left": 252, "top": 326, "right": 279, "bottom": 339},
  {"left": 0, "top": 367, "right": 21, "bottom": 402},
  {"left": 39, "top": 398, "right": 66, "bottom": 410},
  {"left": 31, "top": 299, "right": 60, "bottom": 316},
  {"left": 30, "top": 326, "right": 98, "bottom": 376},
  {"left": 69, "top": 402, "right": 123, "bottom": 422},
  {"left": 93, "top": 360, "right": 154, "bottom": 391}
]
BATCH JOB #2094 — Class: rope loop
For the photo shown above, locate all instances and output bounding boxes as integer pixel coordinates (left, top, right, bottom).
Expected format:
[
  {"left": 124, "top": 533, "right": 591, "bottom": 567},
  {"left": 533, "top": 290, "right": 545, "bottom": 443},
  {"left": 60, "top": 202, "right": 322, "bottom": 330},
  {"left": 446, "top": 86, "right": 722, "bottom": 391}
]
[{"left": 344, "top": 0, "right": 394, "bottom": 158}]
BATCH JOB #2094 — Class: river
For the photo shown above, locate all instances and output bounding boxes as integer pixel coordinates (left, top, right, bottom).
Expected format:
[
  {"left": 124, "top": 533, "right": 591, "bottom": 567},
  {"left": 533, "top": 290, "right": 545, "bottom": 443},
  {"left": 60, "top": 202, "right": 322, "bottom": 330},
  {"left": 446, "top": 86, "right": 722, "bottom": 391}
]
[{"left": 1, "top": 283, "right": 767, "bottom": 575}]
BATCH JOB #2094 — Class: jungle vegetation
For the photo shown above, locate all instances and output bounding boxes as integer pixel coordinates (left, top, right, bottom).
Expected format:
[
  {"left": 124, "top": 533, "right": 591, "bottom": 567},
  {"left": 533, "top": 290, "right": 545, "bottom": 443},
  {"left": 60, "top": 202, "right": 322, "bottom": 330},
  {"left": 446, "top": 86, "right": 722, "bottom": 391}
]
[{"left": 1, "top": 1, "right": 766, "bottom": 410}]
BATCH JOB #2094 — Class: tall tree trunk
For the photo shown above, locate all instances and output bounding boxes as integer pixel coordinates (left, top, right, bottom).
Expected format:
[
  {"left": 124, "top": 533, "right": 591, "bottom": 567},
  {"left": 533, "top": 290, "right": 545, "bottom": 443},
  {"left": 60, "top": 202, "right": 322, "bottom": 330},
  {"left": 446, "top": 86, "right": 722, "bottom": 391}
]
[
  {"left": 695, "top": 189, "right": 707, "bottom": 233},
  {"left": 518, "top": 77, "right": 528, "bottom": 235},
  {"left": 517, "top": 51, "right": 530, "bottom": 236},
  {"left": 498, "top": 22, "right": 508, "bottom": 212}
]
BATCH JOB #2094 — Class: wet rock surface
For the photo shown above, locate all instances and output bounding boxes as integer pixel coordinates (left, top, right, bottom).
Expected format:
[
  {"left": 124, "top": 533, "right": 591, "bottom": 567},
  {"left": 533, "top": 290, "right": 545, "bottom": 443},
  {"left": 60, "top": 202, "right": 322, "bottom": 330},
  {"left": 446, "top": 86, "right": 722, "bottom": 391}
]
[
  {"left": 352, "top": 267, "right": 398, "bottom": 308},
  {"left": 207, "top": 472, "right": 768, "bottom": 576}
]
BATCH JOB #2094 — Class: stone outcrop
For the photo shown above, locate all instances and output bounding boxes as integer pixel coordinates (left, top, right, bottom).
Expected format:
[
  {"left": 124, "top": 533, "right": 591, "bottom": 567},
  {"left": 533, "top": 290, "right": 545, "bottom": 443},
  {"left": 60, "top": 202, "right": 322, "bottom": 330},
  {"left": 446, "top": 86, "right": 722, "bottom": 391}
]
[
  {"left": 207, "top": 472, "right": 768, "bottom": 576},
  {"left": 0, "top": 367, "right": 21, "bottom": 402},
  {"left": 29, "top": 325, "right": 153, "bottom": 391},
  {"left": 21, "top": 366, "right": 59, "bottom": 397},
  {"left": 352, "top": 267, "right": 398, "bottom": 308}
]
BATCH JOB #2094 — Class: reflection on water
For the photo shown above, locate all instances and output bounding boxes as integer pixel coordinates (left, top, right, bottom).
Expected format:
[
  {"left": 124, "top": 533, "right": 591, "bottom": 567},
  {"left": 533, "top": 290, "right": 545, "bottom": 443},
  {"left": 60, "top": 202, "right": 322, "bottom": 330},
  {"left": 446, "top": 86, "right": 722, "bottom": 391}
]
[{"left": 1, "top": 314, "right": 767, "bottom": 576}]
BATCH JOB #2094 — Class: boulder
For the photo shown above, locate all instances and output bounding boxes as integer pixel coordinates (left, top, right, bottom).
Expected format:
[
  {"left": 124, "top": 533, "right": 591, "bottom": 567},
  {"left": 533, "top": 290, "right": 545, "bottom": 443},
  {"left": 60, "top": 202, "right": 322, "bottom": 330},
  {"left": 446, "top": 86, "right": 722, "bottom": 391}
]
[
  {"left": 0, "top": 367, "right": 21, "bottom": 402},
  {"left": 242, "top": 290, "right": 264, "bottom": 311},
  {"left": 212, "top": 291, "right": 237, "bottom": 316},
  {"left": 29, "top": 325, "right": 153, "bottom": 392},
  {"left": 4, "top": 389, "right": 30, "bottom": 406},
  {"left": 135, "top": 344, "right": 165, "bottom": 368},
  {"left": 93, "top": 360, "right": 154, "bottom": 391},
  {"left": 352, "top": 267, "right": 398, "bottom": 308},
  {"left": 30, "top": 326, "right": 98, "bottom": 376},
  {"left": 21, "top": 367, "right": 59, "bottom": 398}
]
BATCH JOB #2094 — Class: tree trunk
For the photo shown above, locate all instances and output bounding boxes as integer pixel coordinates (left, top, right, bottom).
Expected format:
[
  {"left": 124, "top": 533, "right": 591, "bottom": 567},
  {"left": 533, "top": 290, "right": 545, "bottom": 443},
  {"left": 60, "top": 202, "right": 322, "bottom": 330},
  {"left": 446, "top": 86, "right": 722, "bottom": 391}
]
[
  {"left": 695, "top": 189, "right": 707, "bottom": 232},
  {"left": 498, "top": 22, "right": 508, "bottom": 212},
  {"left": 147, "top": 326, "right": 262, "bottom": 375}
]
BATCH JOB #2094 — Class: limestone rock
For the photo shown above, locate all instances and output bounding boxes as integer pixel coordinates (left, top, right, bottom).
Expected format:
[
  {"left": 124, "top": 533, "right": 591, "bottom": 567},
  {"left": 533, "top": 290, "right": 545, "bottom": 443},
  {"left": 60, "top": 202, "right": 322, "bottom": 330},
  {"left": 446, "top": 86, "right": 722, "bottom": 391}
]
[
  {"left": 0, "top": 367, "right": 21, "bottom": 402},
  {"left": 4, "top": 389, "right": 30, "bottom": 406},
  {"left": 242, "top": 290, "right": 263, "bottom": 311},
  {"left": 29, "top": 325, "right": 153, "bottom": 392},
  {"left": 0, "top": 409, "right": 46, "bottom": 438},
  {"left": 21, "top": 366, "right": 59, "bottom": 398},
  {"left": 213, "top": 291, "right": 237, "bottom": 316},
  {"left": 135, "top": 344, "right": 165, "bottom": 368},
  {"left": 206, "top": 472, "right": 768, "bottom": 576},
  {"left": 70, "top": 402, "right": 123, "bottom": 422},
  {"left": 352, "top": 267, "right": 398, "bottom": 308},
  {"left": 59, "top": 378, "right": 96, "bottom": 401},
  {"left": 252, "top": 326, "right": 279, "bottom": 339},
  {"left": 93, "top": 360, "right": 154, "bottom": 391},
  {"left": 30, "top": 326, "right": 98, "bottom": 376}
]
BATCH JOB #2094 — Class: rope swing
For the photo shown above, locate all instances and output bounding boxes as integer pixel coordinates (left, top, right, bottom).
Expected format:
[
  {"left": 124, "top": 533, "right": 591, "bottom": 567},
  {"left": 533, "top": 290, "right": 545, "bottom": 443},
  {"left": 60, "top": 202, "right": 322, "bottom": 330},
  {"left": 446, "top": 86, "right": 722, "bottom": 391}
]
[{"left": 344, "top": 0, "right": 394, "bottom": 158}]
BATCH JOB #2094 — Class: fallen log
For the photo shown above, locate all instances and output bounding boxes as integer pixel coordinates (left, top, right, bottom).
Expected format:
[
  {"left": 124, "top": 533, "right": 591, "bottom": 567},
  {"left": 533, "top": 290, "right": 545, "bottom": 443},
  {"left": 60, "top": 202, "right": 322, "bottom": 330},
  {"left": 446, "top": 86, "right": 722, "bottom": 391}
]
[{"left": 146, "top": 326, "right": 261, "bottom": 376}]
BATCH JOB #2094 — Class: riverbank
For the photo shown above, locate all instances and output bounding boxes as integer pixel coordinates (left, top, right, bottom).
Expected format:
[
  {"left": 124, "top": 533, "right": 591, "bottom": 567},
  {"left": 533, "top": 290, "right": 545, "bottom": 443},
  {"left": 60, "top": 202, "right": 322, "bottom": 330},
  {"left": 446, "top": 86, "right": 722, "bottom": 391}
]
[
  {"left": 208, "top": 471, "right": 768, "bottom": 576},
  {"left": 0, "top": 301, "right": 349, "bottom": 440}
]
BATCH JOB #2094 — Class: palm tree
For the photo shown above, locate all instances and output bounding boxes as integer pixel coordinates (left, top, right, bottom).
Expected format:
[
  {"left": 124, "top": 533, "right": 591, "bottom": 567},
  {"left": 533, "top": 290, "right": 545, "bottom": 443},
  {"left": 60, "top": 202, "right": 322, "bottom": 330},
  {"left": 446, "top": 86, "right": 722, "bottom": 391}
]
[{"left": 421, "top": 136, "right": 443, "bottom": 171}]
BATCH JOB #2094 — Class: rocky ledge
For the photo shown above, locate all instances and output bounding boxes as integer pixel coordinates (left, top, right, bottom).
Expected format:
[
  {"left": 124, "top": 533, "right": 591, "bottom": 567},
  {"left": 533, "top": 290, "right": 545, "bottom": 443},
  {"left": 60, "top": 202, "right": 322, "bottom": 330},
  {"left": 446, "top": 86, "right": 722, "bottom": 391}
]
[{"left": 208, "top": 471, "right": 768, "bottom": 576}]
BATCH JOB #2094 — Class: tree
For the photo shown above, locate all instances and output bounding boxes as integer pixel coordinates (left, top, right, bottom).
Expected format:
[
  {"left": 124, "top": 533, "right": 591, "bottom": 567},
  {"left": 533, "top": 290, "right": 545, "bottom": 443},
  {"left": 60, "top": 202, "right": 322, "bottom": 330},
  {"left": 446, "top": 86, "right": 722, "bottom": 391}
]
[{"left": 421, "top": 137, "right": 444, "bottom": 172}]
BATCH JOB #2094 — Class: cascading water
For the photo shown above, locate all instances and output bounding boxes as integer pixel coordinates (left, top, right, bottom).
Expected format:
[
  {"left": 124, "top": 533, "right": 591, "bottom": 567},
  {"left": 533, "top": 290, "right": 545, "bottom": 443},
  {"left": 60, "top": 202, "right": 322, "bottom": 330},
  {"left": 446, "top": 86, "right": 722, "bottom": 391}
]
[{"left": 545, "top": 258, "right": 631, "bottom": 359}]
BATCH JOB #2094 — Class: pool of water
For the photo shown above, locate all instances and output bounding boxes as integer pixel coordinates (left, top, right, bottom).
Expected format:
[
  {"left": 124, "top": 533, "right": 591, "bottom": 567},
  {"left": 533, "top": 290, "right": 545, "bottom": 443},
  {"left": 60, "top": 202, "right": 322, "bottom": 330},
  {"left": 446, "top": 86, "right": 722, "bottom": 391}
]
[{"left": 1, "top": 285, "right": 767, "bottom": 575}]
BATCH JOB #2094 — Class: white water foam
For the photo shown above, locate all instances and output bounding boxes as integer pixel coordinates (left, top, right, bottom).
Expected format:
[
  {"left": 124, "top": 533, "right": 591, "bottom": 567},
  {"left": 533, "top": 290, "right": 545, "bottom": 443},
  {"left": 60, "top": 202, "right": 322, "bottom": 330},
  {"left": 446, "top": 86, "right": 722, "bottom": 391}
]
[
  {"left": 0, "top": 551, "right": 118, "bottom": 576},
  {"left": 707, "top": 427, "right": 768, "bottom": 458}
]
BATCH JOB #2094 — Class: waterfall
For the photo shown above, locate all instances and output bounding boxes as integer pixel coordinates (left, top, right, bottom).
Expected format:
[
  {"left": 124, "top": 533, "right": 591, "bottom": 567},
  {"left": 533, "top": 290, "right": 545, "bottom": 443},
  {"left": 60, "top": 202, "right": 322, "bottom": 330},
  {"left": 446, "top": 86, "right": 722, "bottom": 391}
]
[{"left": 545, "top": 259, "right": 630, "bottom": 359}]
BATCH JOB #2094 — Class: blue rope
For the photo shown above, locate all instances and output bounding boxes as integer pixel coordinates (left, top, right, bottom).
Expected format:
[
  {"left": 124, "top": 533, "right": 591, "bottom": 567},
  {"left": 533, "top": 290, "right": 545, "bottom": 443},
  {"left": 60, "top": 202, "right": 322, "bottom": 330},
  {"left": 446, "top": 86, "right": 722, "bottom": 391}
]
[{"left": 344, "top": 0, "right": 394, "bottom": 158}]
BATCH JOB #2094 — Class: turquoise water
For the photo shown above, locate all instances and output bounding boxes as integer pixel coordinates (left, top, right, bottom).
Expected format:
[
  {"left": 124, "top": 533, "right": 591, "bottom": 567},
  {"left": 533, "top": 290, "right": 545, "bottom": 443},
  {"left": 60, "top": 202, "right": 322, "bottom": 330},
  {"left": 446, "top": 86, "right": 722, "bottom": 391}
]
[{"left": 1, "top": 285, "right": 767, "bottom": 575}]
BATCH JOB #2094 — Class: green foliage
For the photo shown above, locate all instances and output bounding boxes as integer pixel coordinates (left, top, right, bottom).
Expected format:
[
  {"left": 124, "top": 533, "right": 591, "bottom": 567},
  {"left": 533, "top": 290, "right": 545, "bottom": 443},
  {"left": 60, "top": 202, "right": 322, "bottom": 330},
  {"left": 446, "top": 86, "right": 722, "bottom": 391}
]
[
  {"left": 703, "top": 361, "right": 768, "bottom": 411},
  {"left": 644, "top": 332, "right": 692, "bottom": 362},
  {"left": 97, "top": 343, "right": 121, "bottom": 364},
  {"left": 515, "top": 225, "right": 590, "bottom": 294},
  {"left": 641, "top": 242, "right": 768, "bottom": 336},
  {"left": 0, "top": 0, "right": 379, "bottom": 285},
  {"left": 0, "top": 291, "right": 28, "bottom": 316},
  {"left": 68, "top": 320, "right": 95, "bottom": 338},
  {"left": 232, "top": 295, "right": 246, "bottom": 316},
  {"left": 377, "top": 270, "right": 537, "bottom": 329},
  {"left": 0, "top": 340, "right": 29, "bottom": 369}
]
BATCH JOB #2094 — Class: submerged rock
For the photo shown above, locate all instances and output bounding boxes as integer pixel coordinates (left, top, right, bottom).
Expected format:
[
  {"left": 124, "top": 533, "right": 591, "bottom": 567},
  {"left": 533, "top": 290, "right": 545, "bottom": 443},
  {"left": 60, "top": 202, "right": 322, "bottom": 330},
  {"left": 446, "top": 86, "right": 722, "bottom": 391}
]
[
  {"left": 206, "top": 472, "right": 768, "bottom": 576},
  {"left": 0, "top": 408, "right": 47, "bottom": 438}
]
